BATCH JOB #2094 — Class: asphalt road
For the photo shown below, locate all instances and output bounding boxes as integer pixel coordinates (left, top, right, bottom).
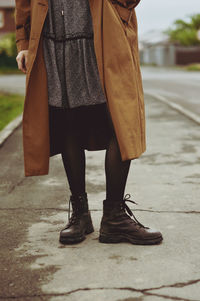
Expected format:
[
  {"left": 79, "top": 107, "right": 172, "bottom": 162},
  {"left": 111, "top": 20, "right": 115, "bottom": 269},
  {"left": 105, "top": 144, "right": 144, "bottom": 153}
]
[
  {"left": 0, "top": 74, "right": 26, "bottom": 96},
  {"left": 141, "top": 66, "right": 200, "bottom": 117}
]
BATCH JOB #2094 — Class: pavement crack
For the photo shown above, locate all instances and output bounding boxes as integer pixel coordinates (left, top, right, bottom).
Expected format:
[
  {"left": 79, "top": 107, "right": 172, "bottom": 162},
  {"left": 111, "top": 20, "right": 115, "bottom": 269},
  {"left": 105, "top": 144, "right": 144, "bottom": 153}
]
[
  {"left": 92, "top": 209, "right": 200, "bottom": 214},
  {"left": 0, "top": 207, "right": 67, "bottom": 211},
  {"left": 0, "top": 208, "right": 200, "bottom": 214},
  {"left": 141, "top": 278, "right": 200, "bottom": 300},
  {"left": 123, "top": 209, "right": 200, "bottom": 214},
  {"left": 143, "top": 291, "right": 197, "bottom": 301},
  {"left": 143, "top": 278, "right": 200, "bottom": 291},
  {"left": 140, "top": 210, "right": 200, "bottom": 214},
  {"left": 0, "top": 282, "right": 200, "bottom": 300},
  {"left": 8, "top": 178, "right": 26, "bottom": 194}
]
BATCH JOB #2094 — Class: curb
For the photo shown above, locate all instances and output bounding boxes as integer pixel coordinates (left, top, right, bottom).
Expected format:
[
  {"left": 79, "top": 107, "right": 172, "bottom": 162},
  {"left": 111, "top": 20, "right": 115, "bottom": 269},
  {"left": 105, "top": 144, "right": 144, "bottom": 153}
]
[
  {"left": 144, "top": 91, "right": 200, "bottom": 125},
  {"left": 0, "top": 114, "right": 22, "bottom": 147}
]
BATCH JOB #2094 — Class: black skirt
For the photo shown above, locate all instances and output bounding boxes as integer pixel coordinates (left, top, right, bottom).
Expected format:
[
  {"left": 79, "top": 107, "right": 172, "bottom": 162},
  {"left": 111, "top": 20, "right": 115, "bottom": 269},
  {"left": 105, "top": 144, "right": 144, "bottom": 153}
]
[{"left": 49, "top": 102, "right": 115, "bottom": 156}]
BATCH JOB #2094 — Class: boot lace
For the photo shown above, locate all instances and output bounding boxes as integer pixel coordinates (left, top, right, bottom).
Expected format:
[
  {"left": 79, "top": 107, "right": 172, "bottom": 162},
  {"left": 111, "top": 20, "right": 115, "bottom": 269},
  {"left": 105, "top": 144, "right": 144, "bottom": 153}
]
[
  {"left": 65, "top": 197, "right": 80, "bottom": 228},
  {"left": 121, "top": 194, "right": 149, "bottom": 229}
]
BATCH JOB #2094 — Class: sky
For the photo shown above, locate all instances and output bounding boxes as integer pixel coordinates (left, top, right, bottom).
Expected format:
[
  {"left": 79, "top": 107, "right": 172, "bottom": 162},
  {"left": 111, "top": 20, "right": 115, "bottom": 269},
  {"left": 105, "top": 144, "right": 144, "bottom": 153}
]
[{"left": 135, "top": 0, "right": 200, "bottom": 35}]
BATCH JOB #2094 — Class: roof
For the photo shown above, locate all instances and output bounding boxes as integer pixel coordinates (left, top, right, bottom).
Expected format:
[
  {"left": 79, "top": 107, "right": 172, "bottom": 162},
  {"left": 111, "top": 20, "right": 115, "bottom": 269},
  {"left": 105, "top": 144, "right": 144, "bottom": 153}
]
[
  {"left": 0, "top": 0, "right": 15, "bottom": 8},
  {"left": 139, "top": 30, "right": 170, "bottom": 49}
]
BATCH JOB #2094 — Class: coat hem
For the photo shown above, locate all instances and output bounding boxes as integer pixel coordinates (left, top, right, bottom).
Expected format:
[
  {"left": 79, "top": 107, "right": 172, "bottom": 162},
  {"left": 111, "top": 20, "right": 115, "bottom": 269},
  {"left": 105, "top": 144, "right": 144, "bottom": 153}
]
[
  {"left": 25, "top": 170, "right": 49, "bottom": 177},
  {"left": 121, "top": 147, "right": 146, "bottom": 162}
]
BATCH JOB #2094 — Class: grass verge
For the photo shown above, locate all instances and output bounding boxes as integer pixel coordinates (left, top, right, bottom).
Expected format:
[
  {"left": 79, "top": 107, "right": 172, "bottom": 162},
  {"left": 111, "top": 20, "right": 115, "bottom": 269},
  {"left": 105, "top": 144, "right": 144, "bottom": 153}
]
[
  {"left": 0, "top": 92, "right": 24, "bottom": 131},
  {"left": 0, "top": 67, "right": 21, "bottom": 75},
  {"left": 184, "top": 64, "right": 200, "bottom": 71},
  {"left": 141, "top": 63, "right": 200, "bottom": 72}
]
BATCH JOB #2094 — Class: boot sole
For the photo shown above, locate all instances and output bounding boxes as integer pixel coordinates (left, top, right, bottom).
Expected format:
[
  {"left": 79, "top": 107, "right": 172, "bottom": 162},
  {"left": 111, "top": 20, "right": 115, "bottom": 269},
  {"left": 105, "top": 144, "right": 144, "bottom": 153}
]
[
  {"left": 59, "top": 225, "right": 94, "bottom": 245},
  {"left": 99, "top": 233, "right": 163, "bottom": 245}
]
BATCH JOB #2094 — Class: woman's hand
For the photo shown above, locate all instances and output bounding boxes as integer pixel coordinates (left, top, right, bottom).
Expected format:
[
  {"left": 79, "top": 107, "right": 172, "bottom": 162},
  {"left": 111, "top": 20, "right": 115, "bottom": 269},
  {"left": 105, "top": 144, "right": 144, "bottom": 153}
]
[{"left": 16, "top": 50, "right": 29, "bottom": 74}]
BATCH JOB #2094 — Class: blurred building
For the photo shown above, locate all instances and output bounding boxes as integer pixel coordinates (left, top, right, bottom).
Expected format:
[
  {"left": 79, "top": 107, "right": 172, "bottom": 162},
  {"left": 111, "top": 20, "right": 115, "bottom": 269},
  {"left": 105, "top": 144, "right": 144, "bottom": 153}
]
[
  {"left": 139, "top": 30, "right": 200, "bottom": 66},
  {"left": 0, "top": 0, "right": 15, "bottom": 38}
]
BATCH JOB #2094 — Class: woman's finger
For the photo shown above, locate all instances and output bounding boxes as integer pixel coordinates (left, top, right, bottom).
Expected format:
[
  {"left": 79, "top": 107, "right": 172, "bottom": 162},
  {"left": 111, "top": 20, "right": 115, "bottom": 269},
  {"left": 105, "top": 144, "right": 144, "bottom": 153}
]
[
  {"left": 21, "top": 54, "right": 27, "bottom": 73},
  {"left": 16, "top": 52, "right": 27, "bottom": 74},
  {"left": 24, "top": 53, "right": 28, "bottom": 72},
  {"left": 16, "top": 53, "right": 22, "bottom": 71}
]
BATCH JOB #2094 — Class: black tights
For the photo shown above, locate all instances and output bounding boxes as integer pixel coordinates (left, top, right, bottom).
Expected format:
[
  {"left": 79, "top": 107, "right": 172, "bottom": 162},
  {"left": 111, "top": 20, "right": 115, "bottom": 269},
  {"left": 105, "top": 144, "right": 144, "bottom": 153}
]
[{"left": 61, "top": 126, "right": 131, "bottom": 203}]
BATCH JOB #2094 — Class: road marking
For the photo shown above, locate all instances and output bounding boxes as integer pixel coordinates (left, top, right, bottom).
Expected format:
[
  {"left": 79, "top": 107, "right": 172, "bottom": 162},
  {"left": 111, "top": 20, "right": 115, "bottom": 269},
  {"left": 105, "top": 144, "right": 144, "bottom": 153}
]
[{"left": 144, "top": 91, "right": 200, "bottom": 125}]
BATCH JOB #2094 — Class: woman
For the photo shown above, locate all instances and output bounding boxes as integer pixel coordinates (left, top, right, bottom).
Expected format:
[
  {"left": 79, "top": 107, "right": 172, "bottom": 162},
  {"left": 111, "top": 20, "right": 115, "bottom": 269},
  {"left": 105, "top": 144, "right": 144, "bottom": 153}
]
[{"left": 15, "top": 0, "right": 163, "bottom": 245}]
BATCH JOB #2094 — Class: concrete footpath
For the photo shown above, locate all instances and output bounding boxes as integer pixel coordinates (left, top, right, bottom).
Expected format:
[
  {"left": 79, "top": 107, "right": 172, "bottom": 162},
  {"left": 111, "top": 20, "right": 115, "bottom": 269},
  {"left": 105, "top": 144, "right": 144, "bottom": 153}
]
[{"left": 0, "top": 95, "right": 200, "bottom": 301}]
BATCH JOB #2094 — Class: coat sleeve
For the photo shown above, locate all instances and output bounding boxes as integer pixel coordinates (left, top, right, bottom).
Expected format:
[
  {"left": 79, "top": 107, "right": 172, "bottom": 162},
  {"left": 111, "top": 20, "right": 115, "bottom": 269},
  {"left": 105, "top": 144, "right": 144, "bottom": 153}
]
[{"left": 14, "top": 0, "right": 31, "bottom": 53}]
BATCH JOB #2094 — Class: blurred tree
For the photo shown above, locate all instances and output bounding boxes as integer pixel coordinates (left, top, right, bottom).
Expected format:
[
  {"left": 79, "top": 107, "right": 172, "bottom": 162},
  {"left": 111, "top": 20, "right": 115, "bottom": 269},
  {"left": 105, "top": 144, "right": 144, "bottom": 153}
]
[
  {"left": 0, "top": 33, "right": 17, "bottom": 68},
  {"left": 165, "top": 14, "right": 200, "bottom": 46},
  {"left": 0, "top": 32, "right": 17, "bottom": 57}
]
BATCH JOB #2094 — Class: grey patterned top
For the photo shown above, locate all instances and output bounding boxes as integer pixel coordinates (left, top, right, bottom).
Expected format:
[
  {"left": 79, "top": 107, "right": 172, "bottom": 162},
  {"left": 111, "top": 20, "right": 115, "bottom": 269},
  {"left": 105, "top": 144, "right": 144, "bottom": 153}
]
[{"left": 42, "top": 0, "right": 107, "bottom": 108}]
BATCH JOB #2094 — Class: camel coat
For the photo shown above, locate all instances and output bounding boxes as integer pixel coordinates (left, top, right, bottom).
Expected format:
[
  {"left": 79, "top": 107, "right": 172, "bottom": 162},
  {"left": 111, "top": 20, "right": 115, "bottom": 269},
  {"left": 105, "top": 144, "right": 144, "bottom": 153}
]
[{"left": 15, "top": 0, "right": 146, "bottom": 177}]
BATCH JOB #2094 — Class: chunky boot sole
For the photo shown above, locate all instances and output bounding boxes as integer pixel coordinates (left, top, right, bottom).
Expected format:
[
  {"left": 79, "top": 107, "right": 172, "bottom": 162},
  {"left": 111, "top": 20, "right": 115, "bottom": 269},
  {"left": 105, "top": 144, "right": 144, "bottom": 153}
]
[
  {"left": 99, "top": 232, "right": 163, "bottom": 245},
  {"left": 59, "top": 223, "right": 94, "bottom": 245}
]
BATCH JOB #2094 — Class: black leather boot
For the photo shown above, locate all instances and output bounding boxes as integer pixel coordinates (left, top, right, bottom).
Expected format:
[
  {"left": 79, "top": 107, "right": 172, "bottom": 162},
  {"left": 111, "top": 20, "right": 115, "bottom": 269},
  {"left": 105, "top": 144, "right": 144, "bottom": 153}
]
[
  {"left": 99, "top": 194, "right": 163, "bottom": 245},
  {"left": 59, "top": 192, "right": 94, "bottom": 244}
]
